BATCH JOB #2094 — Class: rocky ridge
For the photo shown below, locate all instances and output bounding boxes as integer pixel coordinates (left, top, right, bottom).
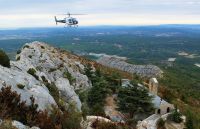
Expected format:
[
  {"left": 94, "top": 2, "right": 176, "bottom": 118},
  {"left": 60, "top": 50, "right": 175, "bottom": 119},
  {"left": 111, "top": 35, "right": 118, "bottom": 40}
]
[
  {"left": 0, "top": 41, "right": 91, "bottom": 112},
  {"left": 97, "top": 56, "right": 163, "bottom": 78}
]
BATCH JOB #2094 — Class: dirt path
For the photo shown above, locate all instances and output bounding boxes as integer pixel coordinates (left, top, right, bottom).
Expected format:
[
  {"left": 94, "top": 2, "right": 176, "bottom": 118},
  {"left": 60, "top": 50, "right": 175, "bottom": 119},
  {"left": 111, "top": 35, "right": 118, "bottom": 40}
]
[
  {"left": 165, "top": 121, "right": 185, "bottom": 129},
  {"left": 104, "top": 95, "right": 125, "bottom": 122}
]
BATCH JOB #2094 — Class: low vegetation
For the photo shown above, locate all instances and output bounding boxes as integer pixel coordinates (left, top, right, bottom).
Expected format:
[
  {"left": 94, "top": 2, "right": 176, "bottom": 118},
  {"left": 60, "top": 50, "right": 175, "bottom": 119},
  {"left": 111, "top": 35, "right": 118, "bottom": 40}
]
[
  {"left": 27, "top": 68, "right": 39, "bottom": 80},
  {"left": 48, "top": 68, "right": 57, "bottom": 73},
  {"left": 0, "top": 50, "right": 10, "bottom": 68},
  {"left": 0, "top": 120, "right": 17, "bottom": 129},
  {"left": 63, "top": 71, "right": 76, "bottom": 85},
  {"left": 17, "top": 84, "right": 25, "bottom": 89},
  {"left": 16, "top": 56, "right": 20, "bottom": 61},
  {"left": 41, "top": 75, "right": 60, "bottom": 104},
  {"left": 167, "top": 106, "right": 182, "bottom": 123},
  {"left": 28, "top": 55, "right": 32, "bottom": 58},
  {"left": 41, "top": 46, "right": 45, "bottom": 49},
  {"left": 45, "top": 82, "right": 60, "bottom": 104},
  {"left": 156, "top": 118, "right": 166, "bottom": 129},
  {"left": 23, "top": 45, "right": 30, "bottom": 49},
  {"left": 91, "top": 119, "right": 130, "bottom": 129},
  {"left": 186, "top": 110, "right": 194, "bottom": 129},
  {"left": 16, "top": 50, "right": 21, "bottom": 54},
  {"left": 0, "top": 86, "right": 82, "bottom": 129}
]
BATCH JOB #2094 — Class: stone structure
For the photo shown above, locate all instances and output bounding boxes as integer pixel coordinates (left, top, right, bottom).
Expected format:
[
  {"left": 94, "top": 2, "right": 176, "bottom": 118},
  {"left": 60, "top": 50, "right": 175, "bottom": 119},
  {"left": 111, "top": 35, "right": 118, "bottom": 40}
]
[
  {"left": 152, "top": 95, "right": 174, "bottom": 115},
  {"left": 149, "top": 78, "right": 158, "bottom": 95},
  {"left": 148, "top": 78, "right": 174, "bottom": 115},
  {"left": 121, "top": 79, "right": 131, "bottom": 87}
]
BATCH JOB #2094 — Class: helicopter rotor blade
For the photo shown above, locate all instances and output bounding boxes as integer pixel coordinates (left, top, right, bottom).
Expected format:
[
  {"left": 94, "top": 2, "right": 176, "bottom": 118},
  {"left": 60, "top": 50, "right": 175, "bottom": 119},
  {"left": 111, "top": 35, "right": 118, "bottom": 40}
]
[
  {"left": 70, "top": 14, "right": 86, "bottom": 15},
  {"left": 60, "top": 14, "right": 87, "bottom": 15}
]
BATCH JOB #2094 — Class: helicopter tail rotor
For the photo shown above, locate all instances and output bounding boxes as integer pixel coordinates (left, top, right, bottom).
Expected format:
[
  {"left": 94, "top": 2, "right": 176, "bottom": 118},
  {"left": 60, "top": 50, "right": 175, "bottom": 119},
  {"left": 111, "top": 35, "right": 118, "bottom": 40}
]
[{"left": 54, "top": 16, "right": 58, "bottom": 25}]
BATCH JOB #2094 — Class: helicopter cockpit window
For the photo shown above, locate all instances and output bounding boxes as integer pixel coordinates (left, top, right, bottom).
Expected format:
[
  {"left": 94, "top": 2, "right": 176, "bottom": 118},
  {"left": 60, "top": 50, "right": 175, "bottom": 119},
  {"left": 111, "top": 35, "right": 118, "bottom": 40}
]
[{"left": 68, "top": 19, "right": 72, "bottom": 23}]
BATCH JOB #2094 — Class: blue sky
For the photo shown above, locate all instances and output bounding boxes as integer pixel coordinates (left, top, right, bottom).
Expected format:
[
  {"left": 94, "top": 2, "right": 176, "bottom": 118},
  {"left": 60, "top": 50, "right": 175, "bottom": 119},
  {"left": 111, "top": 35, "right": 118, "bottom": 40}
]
[{"left": 0, "top": 0, "right": 200, "bottom": 28}]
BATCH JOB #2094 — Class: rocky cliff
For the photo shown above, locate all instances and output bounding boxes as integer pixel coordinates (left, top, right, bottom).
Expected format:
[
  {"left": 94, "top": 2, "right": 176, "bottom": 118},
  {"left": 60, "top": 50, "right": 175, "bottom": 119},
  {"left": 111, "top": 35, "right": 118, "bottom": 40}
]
[
  {"left": 0, "top": 41, "right": 91, "bottom": 111},
  {"left": 97, "top": 56, "right": 163, "bottom": 78}
]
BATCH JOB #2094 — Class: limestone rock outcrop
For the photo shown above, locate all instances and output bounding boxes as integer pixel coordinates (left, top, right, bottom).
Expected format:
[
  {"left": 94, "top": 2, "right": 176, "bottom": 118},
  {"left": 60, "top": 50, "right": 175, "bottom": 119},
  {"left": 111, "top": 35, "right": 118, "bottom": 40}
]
[
  {"left": 0, "top": 41, "right": 91, "bottom": 111},
  {"left": 97, "top": 56, "right": 163, "bottom": 78}
]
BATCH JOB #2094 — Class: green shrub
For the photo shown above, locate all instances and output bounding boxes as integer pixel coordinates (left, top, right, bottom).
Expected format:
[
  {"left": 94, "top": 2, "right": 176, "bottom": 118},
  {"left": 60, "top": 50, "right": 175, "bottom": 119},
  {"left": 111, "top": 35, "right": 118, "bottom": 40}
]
[
  {"left": 0, "top": 50, "right": 10, "bottom": 68},
  {"left": 16, "top": 50, "right": 21, "bottom": 54},
  {"left": 16, "top": 56, "right": 20, "bottom": 61},
  {"left": 41, "top": 76, "right": 48, "bottom": 83},
  {"left": 90, "top": 103, "right": 106, "bottom": 117},
  {"left": 50, "top": 104, "right": 82, "bottom": 129},
  {"left": 17, "top": 84, "right": 25, "bottom": 89},
  {"left": 49, "top": 68, "right": 57, "bottom": 73},
  {"left": 44, "top": 82, "right": 60, "bottom": 104},
  {"left": 63, "top": 71, "right": 75, "bottom": 85},
  {"left": 167, "top": 107, "right": 182, "bottom": 123},
  {"left": 125, "top": 118, "right": 137, "bottom": 127},
  {"left": 81, "top": 103, "right": 89, "bottom": 120},
  {"left": 76, "top": 90, "right": 88, "bottom": 102},
  {"left": 84, "top": 64, "right": 94, "bottom": 79},
  {"left": 41, "top": 46, "right": 45, "bottom": 49},
  {"left": 27, "top": 68, "right": 39, "bottom": 80},
  {"left": 91, "top": 119, "right": 130, "bottom": 129},
  {"left": 23, "top": 45, "right": 30, "bottom": 49},
  {"left": 157, "top": 118, "right": 165, "bottom": 129},
  {"left": 28, "top": 55, "right": 32, "bottom": 59},
  {"left": 27, "top": 68, "right": 36, "bottom": 75},
  {"left": 185, "top": 111, "right": 194, "bottom": 129},
  {"left": 61, "top": 104, "right": 82, "bottom": 129},
  {"left": 92, "top": 119, "right": 116, "bottom": 129}
]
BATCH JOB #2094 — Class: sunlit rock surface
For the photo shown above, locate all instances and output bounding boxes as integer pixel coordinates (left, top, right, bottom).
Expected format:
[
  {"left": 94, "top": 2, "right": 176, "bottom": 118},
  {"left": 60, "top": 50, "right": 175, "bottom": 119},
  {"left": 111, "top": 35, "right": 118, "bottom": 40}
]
[{"left": 0, "top": 41, "right": 91, "bottom": 111}]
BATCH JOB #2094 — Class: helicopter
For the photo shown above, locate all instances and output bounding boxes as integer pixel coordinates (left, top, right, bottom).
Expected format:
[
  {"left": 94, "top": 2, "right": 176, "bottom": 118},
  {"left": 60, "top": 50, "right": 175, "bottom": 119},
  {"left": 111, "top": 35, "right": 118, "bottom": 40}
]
[{"left": 54, "top": 12, "right": 85, "bottom": 27}]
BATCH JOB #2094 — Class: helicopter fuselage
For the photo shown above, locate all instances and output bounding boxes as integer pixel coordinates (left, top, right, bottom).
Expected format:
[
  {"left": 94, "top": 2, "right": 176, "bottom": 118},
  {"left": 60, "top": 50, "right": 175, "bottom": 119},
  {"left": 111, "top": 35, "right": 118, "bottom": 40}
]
[
  {"left": 65, "top": 17, "right": 78, "bottom": 25},
  {"left": 55, "top": 16, "right": 78, "bottom": 26}
]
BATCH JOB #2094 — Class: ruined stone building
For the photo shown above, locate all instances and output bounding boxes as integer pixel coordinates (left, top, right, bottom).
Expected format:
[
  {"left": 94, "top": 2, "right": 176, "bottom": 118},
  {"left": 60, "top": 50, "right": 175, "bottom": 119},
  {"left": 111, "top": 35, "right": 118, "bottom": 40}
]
[{"left": 149, "top": 77, "right": 174, "bottom": 115}]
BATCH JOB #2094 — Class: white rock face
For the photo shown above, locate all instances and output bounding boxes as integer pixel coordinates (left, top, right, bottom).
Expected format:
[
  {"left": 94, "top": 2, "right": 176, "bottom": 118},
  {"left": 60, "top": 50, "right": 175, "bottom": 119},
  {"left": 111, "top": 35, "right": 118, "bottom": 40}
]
[
  {"left": 0, "top": 119, "right": 40, "bottom": 129},
  {"left": 12, "top": 120, "right": 40, "bottom": 129},
  {"left": 0, "top": 65, "right": 56, "bottom": 110},
  {"left": 0, "top": 41, "right": 91, "bottom": 111}
]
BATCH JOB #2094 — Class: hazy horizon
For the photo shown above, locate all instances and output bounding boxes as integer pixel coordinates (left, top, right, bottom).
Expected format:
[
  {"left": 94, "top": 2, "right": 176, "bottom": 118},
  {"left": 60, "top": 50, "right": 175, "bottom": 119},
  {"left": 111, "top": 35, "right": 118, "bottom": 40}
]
[
  {"left": 0, "top": 0, "right": 200, "bottom": 28},
  {"left": 1, "top": 24, "right": 200, "bottom": 30}
]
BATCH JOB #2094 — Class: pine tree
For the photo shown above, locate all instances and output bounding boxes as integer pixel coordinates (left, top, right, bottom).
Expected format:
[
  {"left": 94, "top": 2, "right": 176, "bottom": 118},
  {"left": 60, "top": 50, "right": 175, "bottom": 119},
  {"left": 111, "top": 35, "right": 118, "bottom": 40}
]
[{"left": 117, "top": 84, "right": 154, "bottom": 118}]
